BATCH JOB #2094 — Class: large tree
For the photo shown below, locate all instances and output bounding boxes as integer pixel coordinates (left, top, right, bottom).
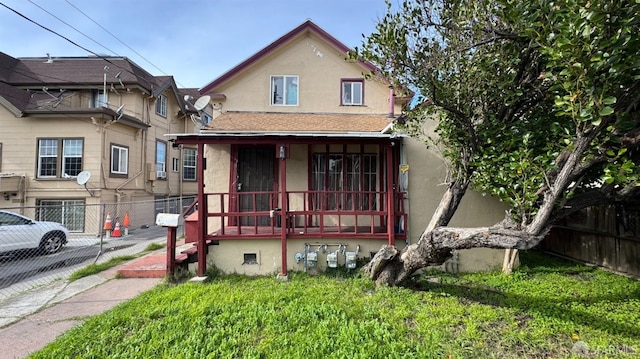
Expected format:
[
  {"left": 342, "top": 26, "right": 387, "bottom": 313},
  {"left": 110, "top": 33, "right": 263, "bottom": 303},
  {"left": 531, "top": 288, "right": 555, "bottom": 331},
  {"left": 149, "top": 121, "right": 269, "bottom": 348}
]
[{"left": 355, "top": 0, "right": 640, "bottom": 285}]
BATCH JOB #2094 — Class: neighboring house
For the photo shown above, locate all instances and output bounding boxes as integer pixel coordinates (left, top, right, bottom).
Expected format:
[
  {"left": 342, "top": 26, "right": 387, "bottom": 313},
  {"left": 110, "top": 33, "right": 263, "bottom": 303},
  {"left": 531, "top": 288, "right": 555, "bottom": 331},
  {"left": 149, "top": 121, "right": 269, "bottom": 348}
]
[
  {"left": 171, "top": 20, "right": 509, "bottom": 277},
  {"left": 0, "top": 52, "right": 202, "bottom": 234}
]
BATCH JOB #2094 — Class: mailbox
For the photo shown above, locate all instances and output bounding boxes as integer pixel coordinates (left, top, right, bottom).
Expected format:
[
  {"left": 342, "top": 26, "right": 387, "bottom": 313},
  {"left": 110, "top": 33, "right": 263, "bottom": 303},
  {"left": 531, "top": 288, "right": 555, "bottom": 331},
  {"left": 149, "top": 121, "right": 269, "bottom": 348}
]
[{"left": 156, "top": 213, "right": 180, "bottom": 227}]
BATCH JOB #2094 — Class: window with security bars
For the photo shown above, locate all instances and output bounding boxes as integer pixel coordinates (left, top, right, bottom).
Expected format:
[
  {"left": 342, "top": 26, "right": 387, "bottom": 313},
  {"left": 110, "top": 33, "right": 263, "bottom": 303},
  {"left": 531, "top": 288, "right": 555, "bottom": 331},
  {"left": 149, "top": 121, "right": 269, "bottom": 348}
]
[
  {"left": 37, "top": 199, "right": 85, "bottom": 232},
  {"left": 37, "top": 138, "right": 83, "bottom": 178}
]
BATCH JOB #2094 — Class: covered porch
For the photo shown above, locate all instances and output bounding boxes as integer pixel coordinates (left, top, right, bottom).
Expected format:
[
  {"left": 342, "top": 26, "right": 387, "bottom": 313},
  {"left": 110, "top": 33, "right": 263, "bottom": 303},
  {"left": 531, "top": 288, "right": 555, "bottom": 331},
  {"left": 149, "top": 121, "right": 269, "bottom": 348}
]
[{"left": 174, "top": 131, "right": 407, "bottom": 277}]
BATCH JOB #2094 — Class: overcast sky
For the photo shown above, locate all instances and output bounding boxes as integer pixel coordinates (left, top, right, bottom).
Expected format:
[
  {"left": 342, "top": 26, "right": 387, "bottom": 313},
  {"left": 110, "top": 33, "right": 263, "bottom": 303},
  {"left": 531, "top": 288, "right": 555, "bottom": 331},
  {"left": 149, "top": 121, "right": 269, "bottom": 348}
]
[{"left": 0, "top": 0, "right": 392, "bottom": 89}]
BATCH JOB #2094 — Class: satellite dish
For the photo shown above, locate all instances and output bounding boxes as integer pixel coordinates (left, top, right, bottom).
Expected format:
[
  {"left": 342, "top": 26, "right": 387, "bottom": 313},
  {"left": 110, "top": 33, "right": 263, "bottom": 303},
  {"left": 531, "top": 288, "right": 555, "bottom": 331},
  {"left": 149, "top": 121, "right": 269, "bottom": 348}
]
[
  {"left": 76, "top": 171, "right": 91, "bottom": 185},
  {"left": 193, "top": 95, "right": 211, "bottom": 111}
]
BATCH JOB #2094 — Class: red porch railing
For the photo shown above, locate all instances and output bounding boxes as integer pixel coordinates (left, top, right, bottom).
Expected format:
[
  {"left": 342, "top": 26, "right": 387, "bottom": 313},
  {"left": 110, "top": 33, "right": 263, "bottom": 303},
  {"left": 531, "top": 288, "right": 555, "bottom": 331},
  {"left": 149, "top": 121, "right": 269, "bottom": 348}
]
[{"left": 199, "top": 190, "right": 407, "bottom": 240}]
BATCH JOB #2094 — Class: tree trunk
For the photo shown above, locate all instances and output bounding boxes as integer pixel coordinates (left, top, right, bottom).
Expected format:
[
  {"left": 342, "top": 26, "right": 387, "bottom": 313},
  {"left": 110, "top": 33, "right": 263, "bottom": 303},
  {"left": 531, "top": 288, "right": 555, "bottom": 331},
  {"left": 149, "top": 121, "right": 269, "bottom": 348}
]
[
  {"left": 364, "top": 225, "right": 543, "bottom": 286},
  {"left": 423, "top": 178, "right": 470, "bottom": 233},
  {"left": 362, "top": 177, "right": 471, "bottom": 286}
]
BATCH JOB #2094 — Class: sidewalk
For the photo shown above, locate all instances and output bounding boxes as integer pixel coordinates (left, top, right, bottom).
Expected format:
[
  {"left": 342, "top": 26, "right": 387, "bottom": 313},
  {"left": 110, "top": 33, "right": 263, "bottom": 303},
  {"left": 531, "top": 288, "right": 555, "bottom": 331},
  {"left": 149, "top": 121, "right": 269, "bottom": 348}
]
[{"left": 0, "top": 238, "right": 192, "bottom": 358}]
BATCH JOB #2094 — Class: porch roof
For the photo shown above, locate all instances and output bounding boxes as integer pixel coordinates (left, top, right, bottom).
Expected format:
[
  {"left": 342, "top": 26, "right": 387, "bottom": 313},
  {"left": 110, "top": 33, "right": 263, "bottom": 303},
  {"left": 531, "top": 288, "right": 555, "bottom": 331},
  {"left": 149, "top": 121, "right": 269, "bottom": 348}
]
[{"left": 204, "top": 112, "right": 395, "bottom": 133}]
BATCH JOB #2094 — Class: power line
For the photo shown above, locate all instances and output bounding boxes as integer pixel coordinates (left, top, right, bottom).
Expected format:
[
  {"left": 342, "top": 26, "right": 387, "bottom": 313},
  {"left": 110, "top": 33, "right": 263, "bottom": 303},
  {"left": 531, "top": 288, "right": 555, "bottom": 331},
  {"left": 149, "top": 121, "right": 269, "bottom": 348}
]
[
  {"left": 64, "top": 0, "right": 169, "bottom": 78},
  {"left": 26, "top": 0, "right": 118, "bottom": 56},
  {"left": 0, "top": 1, "right": 157, "bottom": 89}
]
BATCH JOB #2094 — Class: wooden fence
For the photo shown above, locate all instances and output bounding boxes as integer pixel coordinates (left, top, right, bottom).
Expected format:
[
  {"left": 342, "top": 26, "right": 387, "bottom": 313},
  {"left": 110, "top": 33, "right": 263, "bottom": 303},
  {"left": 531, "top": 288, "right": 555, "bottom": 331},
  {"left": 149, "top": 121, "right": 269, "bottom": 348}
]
[{"left": 540, "top": 204, "right": 640, "bottom": 278}]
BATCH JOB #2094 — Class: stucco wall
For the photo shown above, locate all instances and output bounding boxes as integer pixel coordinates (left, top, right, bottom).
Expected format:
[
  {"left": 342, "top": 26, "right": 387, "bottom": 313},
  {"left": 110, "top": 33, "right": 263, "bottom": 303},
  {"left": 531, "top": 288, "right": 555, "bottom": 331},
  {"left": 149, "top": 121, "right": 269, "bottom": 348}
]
[
  {"left": 402, "top": 133, "right": 511, "bottom": 273},
  {"left": 211, "top": 31, "right": 402, "bottom": 116},
  {"left": 193, "top": 238, "right": 389, "bottom": 275}
]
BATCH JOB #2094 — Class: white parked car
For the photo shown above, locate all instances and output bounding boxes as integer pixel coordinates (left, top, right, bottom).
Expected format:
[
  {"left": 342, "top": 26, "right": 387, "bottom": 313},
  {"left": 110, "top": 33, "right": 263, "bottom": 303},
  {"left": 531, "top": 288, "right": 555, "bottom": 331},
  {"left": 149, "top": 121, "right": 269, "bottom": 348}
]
[{"left": 0, "top": 210, "right": 69, "bottom": 254}]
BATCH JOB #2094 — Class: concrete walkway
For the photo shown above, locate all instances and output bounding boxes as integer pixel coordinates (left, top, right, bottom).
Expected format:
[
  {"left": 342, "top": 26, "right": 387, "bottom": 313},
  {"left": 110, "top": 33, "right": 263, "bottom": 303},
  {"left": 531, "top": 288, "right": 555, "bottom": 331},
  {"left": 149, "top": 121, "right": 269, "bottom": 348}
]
[{"left": 0, "top": 262, "right": 163, "bottom": 359}]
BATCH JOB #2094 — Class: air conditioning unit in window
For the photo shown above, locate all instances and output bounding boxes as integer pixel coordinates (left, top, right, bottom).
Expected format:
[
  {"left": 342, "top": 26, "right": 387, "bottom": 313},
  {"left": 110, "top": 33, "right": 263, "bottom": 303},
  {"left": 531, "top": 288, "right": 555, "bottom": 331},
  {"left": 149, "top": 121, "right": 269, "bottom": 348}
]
[{"left": 156, "top": 171, "right": 167, "bottom": 179}]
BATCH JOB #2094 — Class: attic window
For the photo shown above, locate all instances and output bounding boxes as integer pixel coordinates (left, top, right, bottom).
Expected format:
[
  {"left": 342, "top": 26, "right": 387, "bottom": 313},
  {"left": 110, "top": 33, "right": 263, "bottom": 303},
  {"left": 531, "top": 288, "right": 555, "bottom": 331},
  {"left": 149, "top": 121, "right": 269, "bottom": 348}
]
[
  {"left": 270, "top": 75, "right": 298, "bottom": 106},
  {"left": 156, "top": 94, "right": 167, "bottom": 117},
  {"left": 341, "top": 79, "right": 363, "bottom": 105}
]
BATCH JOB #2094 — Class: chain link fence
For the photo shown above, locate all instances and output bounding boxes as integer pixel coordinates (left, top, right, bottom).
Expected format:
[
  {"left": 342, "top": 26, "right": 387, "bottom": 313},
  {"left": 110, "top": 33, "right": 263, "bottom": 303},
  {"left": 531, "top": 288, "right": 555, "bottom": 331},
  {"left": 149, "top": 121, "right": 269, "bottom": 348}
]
[{"left": 0, "top": 196, "right": 194, "bottom": 301}]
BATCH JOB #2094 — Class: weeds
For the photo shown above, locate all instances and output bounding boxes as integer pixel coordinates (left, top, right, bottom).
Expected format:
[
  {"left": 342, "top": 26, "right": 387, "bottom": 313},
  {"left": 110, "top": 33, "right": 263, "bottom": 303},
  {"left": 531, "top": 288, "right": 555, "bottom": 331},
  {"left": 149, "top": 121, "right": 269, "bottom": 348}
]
[{"left": 68, "top": 255, "right": 136, "bottom": 281}]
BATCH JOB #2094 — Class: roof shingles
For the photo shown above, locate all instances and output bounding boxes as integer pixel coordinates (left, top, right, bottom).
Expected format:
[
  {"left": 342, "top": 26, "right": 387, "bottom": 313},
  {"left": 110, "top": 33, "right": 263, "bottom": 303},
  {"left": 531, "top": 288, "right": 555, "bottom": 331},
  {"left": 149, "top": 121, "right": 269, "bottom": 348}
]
[{"left": 205, "top": 112, "right": 393, "bottom": 133}]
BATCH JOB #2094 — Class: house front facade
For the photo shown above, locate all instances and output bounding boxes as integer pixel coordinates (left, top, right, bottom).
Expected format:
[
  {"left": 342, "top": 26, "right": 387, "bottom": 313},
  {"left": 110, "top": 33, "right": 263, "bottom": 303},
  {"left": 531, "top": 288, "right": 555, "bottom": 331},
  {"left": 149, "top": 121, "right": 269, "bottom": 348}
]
[
  {"left": 172, "top": 21, "right": 509, "bottom": 277},
  {"left": 0, "top": 52, "right": 203, "bottom": 234}
]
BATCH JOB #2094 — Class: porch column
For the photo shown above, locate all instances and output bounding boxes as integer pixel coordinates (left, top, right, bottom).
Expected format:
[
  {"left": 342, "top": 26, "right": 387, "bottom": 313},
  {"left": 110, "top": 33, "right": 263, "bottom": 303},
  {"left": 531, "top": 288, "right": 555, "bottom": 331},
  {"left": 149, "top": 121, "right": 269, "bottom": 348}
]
[
  {"left": 386, "top": 143, "right": 395, "bottom": 246},
  {"left": 279, "top": 144, "right": 288, "bottom": 277},
  {"left": 197, "top": 143, "right": 207, "bottom": 276}
]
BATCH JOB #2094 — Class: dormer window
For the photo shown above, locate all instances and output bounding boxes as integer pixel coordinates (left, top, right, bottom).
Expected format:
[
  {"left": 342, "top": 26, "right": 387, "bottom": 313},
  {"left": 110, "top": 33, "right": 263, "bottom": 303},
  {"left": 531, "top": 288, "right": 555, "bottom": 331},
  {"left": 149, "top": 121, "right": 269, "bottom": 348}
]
[
  {"left": 270, "top": 75, "right": 298, "bottom": 106},
  {"left": 156, "top": 94, "right": 167, "bottom": 117},
  {"left": 341, "top": 79, "right": 364, "bottom": 105}
]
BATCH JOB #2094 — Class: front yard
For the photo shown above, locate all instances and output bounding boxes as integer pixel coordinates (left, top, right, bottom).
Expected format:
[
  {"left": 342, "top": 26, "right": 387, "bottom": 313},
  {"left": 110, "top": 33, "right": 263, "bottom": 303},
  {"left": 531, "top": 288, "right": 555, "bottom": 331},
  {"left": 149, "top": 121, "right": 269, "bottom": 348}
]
[{"left": 31, "top": 251, "right": 640, "bottom": 358}]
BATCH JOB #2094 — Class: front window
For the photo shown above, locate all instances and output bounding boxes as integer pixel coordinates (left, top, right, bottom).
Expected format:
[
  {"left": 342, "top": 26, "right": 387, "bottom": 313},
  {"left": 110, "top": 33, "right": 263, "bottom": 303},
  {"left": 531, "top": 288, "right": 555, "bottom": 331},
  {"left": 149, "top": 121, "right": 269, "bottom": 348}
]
[
  {"left": 270, "top": 75, "right": 298, "bottom": 106},
  {"left": 156, "top": 140, "right": 167, "bottom": 175},
  {"left": 156, "top": 94, "right": 167, "bottom": 117},
  {"left": 311, "top": 152, "right": 377, "bottom": 210},
  {"left": 183, "top": 147, "right": 196, "bottom": 181},
  {"left": 38, "top": 138, "right": 83, "bottom": 178},
  {"left": 111, "top": 144, "right": 128, "bottom": 175},
  {"left": 341, "top": 79, "right": 363, "bottom": 105}
]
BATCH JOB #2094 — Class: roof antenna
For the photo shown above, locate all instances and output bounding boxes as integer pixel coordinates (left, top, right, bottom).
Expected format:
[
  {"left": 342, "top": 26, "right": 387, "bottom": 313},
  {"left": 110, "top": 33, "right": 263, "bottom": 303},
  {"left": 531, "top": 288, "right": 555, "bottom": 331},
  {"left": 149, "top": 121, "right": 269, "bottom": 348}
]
[
  {"left": 115, "top": 104, "right": 125, "bottom": 120},
  {"left": 114, "top": 71, "right": 126, "bottom": 89},
  {"left": 44, "top": 53, "right": 53, "bottom": 63},
  {"left": 42, "top": 87, "right": 64, "bottom": 107}
]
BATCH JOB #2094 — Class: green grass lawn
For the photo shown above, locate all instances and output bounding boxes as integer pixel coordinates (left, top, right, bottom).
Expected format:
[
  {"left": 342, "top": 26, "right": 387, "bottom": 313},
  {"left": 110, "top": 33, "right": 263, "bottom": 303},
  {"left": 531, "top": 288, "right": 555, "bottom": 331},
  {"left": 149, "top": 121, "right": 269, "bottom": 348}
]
[{"left": 30, "top": 251, "right": 640, "bottom": 358}]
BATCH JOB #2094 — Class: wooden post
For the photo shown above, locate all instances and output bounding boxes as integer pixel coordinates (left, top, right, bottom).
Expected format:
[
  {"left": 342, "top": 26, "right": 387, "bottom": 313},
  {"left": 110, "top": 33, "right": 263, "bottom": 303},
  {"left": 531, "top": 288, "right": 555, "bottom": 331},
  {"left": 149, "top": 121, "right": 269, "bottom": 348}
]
[
  {"left": 166, "top": 226, "right": 177, "bottom": 277},
  {"left": 197, "top": 143, "right": 207, "bottom": 277},
  {"left": 279, "top": 144, "right": 288, "bottom": 277},
  {"left": 386, "top": 143, "right": 395, "bottom": 246}
]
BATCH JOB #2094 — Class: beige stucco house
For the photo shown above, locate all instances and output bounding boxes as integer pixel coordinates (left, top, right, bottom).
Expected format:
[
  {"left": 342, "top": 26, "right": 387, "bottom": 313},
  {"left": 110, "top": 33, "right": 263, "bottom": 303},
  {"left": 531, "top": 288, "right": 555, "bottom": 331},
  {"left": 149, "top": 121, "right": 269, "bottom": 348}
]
[
  {"left": 171, "top": 20, "right": 508, "bottom": 277},
  {"left": 0, "top": 52, "right": 203, "bottom": 234}
]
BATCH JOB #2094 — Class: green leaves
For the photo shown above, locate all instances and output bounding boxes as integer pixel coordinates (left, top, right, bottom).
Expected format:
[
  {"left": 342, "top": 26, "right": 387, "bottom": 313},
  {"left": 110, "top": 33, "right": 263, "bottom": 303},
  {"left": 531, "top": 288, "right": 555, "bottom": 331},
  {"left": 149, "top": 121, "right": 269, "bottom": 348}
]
[{"left": 353, "top": 0, "right": 640, "bottom": 226}]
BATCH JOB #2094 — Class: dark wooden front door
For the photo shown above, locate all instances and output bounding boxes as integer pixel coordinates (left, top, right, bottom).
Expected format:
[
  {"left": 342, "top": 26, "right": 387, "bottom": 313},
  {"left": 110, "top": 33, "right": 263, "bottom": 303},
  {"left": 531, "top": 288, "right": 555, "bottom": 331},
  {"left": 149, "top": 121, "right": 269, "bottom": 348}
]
[{"left": 237, "top": 146, "right": 276, "bottom": 226}]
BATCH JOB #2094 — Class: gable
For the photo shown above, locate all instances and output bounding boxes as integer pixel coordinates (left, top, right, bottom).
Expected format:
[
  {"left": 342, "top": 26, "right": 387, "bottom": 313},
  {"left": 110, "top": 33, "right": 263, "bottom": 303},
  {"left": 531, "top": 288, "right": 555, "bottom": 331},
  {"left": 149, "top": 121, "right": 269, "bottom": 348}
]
[
  {"left": 204, "top": 30, "right": 394, "bottom": 115},
  {"left": 200, "top": 20, "right": 376, "bottom": 94}
]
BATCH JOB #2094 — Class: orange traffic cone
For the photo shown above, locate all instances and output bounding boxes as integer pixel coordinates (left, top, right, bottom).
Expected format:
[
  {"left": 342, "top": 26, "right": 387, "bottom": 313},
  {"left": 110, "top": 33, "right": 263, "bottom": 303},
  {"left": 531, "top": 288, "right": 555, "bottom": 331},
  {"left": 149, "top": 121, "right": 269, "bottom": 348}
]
[
  {"left": 123, "top": 212, "right": 130, "bottom": 236},
  {"left": 112, "top": 220, "right": 122, "bottom": 237},
  {"left": 103, "top": 213, "right": 113, "bottom": 238}
]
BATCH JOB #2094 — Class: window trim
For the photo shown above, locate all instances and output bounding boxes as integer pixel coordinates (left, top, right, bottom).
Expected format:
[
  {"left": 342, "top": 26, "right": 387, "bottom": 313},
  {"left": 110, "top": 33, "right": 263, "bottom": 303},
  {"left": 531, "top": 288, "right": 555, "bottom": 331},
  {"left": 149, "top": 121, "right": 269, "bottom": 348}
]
[
  {"left": 37, "top": 199, "right": 86, "bottom": 232},
  {"left": 110, "top": 143, "right": 129, "bottom": 177},
  {"left": 91, "top": 89, "right": 108, "bottom": 108},
  {"left": 310, "top": 147, "right": 378, "bottom": 211},
  {"left": 156, "top": 140, "right": 167, "bottom": 180},
  {"left": 36, "top": 138, "right": 84, "bottom": 179},
  {"left": 340, "top": 78, "right": 364, "bottom": 106},
  {"left": 156, "top": 94, "right": 167, "bottom": 117},
  {"left": 270, "top": 75, "right": 299, "bottom": 106},
  {"left": 182, "top": 147, "right": 197, "bottom": 181}
]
